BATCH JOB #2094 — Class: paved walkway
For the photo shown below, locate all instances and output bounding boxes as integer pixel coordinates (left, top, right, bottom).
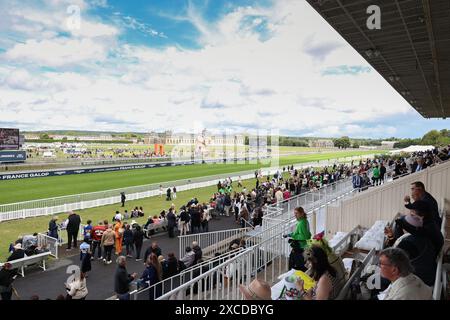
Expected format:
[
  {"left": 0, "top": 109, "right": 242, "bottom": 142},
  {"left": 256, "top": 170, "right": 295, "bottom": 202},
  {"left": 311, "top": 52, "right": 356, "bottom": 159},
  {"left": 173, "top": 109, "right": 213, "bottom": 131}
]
[{"left": 11, "top": 216, "right": 239, "bottom": 300}]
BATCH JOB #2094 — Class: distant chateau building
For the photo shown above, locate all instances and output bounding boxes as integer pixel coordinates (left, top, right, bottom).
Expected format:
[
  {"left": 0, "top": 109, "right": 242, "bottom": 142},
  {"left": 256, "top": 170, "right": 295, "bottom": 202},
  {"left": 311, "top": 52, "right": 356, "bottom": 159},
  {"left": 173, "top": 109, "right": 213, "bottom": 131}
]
[
  {"left": 381, "top": 141, "right": 397, "bottom": 149},
  {"left": 144, "top": 130, "right": 245, "bottom": 146},
  {"left": 309, "top": 139, "right": 334, "bottom": 148}
]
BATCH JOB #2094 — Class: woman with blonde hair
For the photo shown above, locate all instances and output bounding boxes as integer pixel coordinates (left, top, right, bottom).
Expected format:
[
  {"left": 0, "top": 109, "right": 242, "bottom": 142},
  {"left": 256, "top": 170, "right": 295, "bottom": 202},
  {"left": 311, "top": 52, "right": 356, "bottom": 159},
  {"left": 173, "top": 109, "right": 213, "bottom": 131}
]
[{"left": 140, "top": 253, "right": 162, "bottom": 300}]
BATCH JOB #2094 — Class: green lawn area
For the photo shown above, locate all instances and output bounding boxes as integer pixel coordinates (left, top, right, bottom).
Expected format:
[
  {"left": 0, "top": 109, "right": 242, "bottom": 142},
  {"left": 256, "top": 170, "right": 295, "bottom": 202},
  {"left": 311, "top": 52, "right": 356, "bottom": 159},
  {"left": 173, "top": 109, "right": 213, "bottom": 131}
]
[
  {"left": 0, "top": 175, "right": 263, "bottom": 262},
  {"left": 0, "top": 150, "right": 383, "bottom": 204}
]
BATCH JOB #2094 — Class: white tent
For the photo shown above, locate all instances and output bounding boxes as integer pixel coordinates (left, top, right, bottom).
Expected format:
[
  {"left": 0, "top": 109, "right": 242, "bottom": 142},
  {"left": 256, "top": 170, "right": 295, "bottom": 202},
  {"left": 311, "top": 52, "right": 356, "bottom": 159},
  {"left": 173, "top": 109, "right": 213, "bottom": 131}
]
[{"left": 390, "top": 145, "right": 435, "bottom": 154}]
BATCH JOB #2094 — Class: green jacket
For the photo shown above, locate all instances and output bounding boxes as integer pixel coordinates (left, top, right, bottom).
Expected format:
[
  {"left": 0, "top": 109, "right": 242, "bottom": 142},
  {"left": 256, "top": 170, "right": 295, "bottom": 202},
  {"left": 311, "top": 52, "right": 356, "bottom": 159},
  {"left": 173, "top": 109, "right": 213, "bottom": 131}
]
[
  {"left": 372, "top": 167, "right": 380, "bottom": 178},
  {"left": 289, "top": 218, "right": 311, "bottom": 248}
]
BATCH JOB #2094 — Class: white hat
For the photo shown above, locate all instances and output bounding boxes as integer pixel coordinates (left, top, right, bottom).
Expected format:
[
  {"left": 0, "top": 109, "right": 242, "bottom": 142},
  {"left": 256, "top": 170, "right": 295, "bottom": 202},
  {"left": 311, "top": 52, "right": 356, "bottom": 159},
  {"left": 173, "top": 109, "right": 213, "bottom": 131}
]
[
  {"left": 131, "top": 220, "right": 137, "bottom": 225},
  {"left": 14, "top": 243, "right": 22, "bottom": 250}
]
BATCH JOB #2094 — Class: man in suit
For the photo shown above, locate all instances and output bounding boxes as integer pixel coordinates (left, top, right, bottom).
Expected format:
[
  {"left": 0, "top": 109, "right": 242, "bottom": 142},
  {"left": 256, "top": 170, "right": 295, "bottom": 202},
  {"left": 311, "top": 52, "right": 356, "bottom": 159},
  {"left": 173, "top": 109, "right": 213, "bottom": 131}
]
[
  {"left": 404, "top": 181, "right": 441, "bottom": 227},
  {"left": 66, "top": 211, "right": 81, "bottom": 251}
]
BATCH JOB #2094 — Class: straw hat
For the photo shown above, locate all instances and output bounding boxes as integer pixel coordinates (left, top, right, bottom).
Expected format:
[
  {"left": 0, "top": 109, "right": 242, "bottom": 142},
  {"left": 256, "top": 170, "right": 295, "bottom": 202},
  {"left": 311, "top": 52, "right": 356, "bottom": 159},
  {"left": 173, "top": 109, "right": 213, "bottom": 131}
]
[{"left": 239, "top": 279, "right": 272, "bottom": 300}]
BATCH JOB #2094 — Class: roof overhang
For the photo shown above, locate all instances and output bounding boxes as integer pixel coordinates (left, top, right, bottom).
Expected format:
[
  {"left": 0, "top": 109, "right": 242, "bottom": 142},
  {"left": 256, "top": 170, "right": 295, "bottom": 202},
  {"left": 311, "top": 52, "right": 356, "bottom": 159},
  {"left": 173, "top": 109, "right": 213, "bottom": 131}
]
[{"left": 306, "top": 0, "right": 450, "bottom": 119}]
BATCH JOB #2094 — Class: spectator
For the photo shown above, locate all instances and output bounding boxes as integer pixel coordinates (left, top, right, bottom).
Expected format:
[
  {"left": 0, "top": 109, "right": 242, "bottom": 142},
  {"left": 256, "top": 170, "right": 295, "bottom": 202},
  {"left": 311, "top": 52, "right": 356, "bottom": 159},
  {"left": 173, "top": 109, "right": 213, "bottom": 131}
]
[
  {"left": 180, "top": 247, "right": 196, "bottom": 268},
  {"left": 288, "top": 240, "right": 306, "bottom": 272},
  {"left": 165, "top": 252, "right": 179, "bottom": 279},
  {"left": 284, "top": 207, "right": 311, "bottom": 249},
  {"left": 201, "top": 206, "right": 211, "bottom": 232},
  {"left": 167, "top": 208, "right": 177, "bottom": 238},
  {"left": 239, "top": 279, "right": 272, "bottom": 300},
  {"left": 190, "top": 204, "right": 201, "bottom": 234},
  {"left": 114, "top": 217, "right": 124, "bottom": 255},
  {"left": 48, "top": 216, "right": 59, "bottom": 239},
  {"left": 83, "top": 220, "right": 93, "bottom": 243},
  {"left": 144, "top": 215, "right": 155, "bottom": 237},
  {"left": 144, "top": 242, "right": 162, "bottom": 262},
  {"left": 352, "top": 172, "right": 362, "bottom": 190},
  {"left": 378, "top": 248, "right": 432, "bottom": 300},
  {"left": 91, "top": 220, "right": 107, "bottom": 260},
  {"left": 140, "top": 253, "right": 162, "bottom": 300},
  {"left": 179, "top": 207, "right": 190, "bottom": 236},
  {"left": 66, "top": 211, "right": 81, "bottom": 251},
  {"left": 172, "top": 187, "right": 177, "bottom": 199},
  {"left": 159, "top": 185, "right": 163, "bottom": 198},
  {"left": 65, "top": 272, "right": 88, "bottom": 300},
  {"left": 114, "top": 256, "right": 137, "bottom": 300},
  {"left": 192, "top": 241, "right": 203, "bottom": 264},
  {"left": 166, "top": 187, "right": 172, "bottom": 201},
  {"left": 123, "top": 224, "right": 134, "bottom": 258},
  {"left": 101, "top": 225, "right": 115, "bottom": 264},
  {"left": 80, "top": 237, "right": 92, "bottom": 275},
  {"left": 7, "top": 243, "right": 25, "bottom": 262},
  {"left": 295, "top": 245, "right": 338, "bottom": 300},
  {"left": 133, "top": 225, "right": 144, "bottom": 262},
  {"left": 404, "top": 181, "right": 441, "bottom": 226},
  {"left": 120, "top": 192, "right": 126, "bottom": 207},
  {"left": 0, "top": 263, "right": 17, "bottom": 300},
  {"left": 392, "top": 215, "right": 437, "bottom": 286}
]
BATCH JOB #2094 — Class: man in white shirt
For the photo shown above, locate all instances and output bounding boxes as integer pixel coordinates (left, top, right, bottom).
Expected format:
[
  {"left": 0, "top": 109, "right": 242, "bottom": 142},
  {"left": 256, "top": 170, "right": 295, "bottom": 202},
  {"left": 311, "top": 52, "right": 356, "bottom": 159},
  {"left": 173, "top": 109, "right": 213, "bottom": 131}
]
[{"left": 378, "top": 247, "right": 432, "bottom": 300}]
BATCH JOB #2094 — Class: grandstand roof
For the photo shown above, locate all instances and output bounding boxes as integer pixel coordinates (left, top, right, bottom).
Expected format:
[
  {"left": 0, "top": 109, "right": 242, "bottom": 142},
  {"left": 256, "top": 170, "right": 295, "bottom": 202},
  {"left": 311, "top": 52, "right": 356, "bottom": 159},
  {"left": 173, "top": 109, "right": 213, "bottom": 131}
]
[{"left": 306, "top": 0, "right": 450, "bottom": 119}]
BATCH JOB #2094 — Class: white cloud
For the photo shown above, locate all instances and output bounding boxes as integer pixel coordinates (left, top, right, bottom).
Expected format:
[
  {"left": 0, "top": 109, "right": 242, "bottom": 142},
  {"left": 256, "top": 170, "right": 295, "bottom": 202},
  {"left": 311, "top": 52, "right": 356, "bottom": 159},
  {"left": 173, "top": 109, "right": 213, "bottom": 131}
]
[{"left": 0, "top": 0, "right": 416, "bottom": 138}]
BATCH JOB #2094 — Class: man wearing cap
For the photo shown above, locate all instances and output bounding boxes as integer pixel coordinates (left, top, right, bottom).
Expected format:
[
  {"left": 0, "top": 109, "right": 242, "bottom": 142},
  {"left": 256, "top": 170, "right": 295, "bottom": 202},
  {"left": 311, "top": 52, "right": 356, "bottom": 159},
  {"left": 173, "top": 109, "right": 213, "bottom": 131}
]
[
  {"left": 239, "top": 279, "right": 272, "bottom": 300},
  {"left": 392, "top": 214, "right": 437, "bottom": 286},
  {"left": 0, "top": 263, "right": 18, "bottom": 300},
  {"left": 404, "top": 181, "right": 441, "bottom": 227}
]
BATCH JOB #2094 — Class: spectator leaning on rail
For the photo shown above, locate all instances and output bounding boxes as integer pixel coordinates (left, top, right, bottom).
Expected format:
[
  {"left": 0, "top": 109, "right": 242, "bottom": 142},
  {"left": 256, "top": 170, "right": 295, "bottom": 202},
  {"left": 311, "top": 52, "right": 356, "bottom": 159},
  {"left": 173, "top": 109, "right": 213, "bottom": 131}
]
[
  {"left": 7, "top": 243, "right": 25, "bottom": 262},
  {"left": 404, "top": 181, "right": 441, "bottom": 227},
  {"left": 377, "top": 247, "right": 432, "bottom": 300},
  {"left": 114, "top": 256, "right": 137, "bottom": 300}
]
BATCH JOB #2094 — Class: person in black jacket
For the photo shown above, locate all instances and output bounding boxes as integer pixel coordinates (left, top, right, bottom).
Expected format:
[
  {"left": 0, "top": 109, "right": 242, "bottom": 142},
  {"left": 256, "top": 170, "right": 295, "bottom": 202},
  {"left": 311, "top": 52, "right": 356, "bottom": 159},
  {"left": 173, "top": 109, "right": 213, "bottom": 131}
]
[
  {"left": 165, "top": 252, "right": 179, "bottom": 279},
  {"left": 190, "top": 205, "right": 201, "bottom": 234},
  {"left": 167, "top": 208, "right": 177, "bottom": 238},
  {"left": 66, "top": 211, "right": 81, "bottom": 250},
  {"left": 394, "top": 215, "right": 437, "bottom": 286},
  {"left": 405, "top": 181, "right": 441, "bottom": 227},
  {"left": 114, "top": 256, "right": 137, "bottom": 300},
  {"left": 0, "top": 263, "right": 17, "bottom": 300},
  {"left": 133, "top": 225, "right": 144, "bottom": 261},
  {"left": 120, "top": 192, "right": 126, "bottom": 207},
  {"left": 7, "top": 243, "right": 25, "bottom": 262},
  {"left": 48, "top": 216, "right": 59, "bottom": 239},
  {"left": 192, "top": 241, "right": 203, "bottom": 264}
]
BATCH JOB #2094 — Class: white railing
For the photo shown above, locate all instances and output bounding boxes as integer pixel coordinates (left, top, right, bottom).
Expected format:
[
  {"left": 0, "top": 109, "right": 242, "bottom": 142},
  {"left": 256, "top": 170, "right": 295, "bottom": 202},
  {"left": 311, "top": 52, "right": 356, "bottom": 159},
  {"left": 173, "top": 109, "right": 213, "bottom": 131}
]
[
  {"left": 178, "top": 228, "right": 252, "bottom": 259},
  {"left": 325, "top": 158, "right": 450, "bottom": 235},
  {"left": 128, "top": 248, "right": 243, "bottom": 300},
  {"left": 37, "top": 233, "right": 59, "bottom": 259},
  {"left": 433, "top": 198, "right": 448, "bottom": 300},
  {"left": 0, "top": 154, "right": 380, "bottom": 223},
  {"left": 157, "top": 227, "right": 290, "bottom": 300}
]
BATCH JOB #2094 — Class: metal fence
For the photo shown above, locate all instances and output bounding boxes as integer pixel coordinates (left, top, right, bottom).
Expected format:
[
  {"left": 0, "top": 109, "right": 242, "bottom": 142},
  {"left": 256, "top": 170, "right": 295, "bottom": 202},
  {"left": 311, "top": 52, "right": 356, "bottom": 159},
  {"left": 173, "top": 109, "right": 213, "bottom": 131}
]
[
  {"left": 0, "top": 154, "right": 378, "bottom": 223},
  {"left": 37, "top": 233, "right": 59, "bottom": 259},
  {"left": 178, "top": 228, "right": 252, "bottom": 259}
]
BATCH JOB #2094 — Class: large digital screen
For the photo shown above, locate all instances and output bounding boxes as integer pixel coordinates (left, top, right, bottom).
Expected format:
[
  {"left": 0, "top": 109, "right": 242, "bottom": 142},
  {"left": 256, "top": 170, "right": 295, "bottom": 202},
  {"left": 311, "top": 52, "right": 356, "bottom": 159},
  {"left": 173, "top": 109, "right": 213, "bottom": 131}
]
[{"left": 0, "top": 128, "right": 20, "bottom": 150}]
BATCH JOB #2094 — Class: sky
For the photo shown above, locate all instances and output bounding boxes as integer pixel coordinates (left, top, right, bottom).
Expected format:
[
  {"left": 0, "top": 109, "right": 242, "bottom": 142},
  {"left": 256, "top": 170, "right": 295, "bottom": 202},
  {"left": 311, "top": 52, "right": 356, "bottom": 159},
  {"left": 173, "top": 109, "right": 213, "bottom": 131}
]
[{"left": 0, "top": 0, "right": 448, "bottom": 139}]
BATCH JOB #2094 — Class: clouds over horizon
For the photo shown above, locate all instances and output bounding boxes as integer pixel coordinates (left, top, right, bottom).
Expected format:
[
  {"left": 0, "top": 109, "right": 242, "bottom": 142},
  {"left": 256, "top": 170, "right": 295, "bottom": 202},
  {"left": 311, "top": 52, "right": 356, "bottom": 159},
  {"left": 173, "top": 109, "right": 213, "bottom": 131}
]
[{"left": 0, "top": 0, "right": 446, "bottom": 138}]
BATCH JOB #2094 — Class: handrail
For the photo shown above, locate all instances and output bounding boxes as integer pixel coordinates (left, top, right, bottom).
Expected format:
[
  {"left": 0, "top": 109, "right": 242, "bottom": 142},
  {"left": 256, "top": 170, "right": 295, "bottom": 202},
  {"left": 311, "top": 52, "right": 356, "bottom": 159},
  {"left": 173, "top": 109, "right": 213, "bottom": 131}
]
[{"left": 432, "top": 199, "right": 447, "bottom": 300}]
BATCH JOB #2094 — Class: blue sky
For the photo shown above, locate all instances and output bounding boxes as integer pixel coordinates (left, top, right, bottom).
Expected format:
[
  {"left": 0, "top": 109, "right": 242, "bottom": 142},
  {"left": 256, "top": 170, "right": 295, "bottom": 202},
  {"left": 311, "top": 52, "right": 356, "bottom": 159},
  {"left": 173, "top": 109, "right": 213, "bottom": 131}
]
[{"left": 0, "top": 0, "right": 448, "bottom": 139}]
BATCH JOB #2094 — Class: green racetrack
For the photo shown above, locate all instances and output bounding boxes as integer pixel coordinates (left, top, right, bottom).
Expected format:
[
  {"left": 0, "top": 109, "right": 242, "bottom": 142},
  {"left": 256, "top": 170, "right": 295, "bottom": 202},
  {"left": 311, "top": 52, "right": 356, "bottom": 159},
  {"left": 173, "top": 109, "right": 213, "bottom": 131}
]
[{"left": 0, "top": 150, "right": 384, "bottom": 204}]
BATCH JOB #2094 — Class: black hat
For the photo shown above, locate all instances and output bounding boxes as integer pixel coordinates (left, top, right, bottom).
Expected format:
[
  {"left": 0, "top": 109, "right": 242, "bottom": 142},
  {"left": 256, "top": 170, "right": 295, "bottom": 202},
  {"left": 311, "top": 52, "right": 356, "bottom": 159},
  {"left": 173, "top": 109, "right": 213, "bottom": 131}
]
[{"left": 404, "top": 200, "right": 430, "bottom": 215}]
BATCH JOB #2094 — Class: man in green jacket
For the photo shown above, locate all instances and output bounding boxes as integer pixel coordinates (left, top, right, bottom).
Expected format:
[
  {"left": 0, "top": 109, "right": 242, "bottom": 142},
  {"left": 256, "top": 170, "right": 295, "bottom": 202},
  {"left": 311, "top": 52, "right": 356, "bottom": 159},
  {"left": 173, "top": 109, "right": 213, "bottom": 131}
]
[{"left": 284, "top": 207, "right": 311, "bottom": 249}]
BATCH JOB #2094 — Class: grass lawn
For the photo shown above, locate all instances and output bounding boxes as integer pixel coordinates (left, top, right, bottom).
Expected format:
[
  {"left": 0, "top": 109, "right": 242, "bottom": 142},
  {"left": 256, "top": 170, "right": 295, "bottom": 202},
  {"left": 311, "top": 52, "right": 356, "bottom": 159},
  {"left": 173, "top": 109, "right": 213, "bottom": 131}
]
[
  {"left": 0, "top": 150, "right": 384, "bottom": 204},
  {"left": 0, "top": 175, "right": 265, "bottom": 262}
]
